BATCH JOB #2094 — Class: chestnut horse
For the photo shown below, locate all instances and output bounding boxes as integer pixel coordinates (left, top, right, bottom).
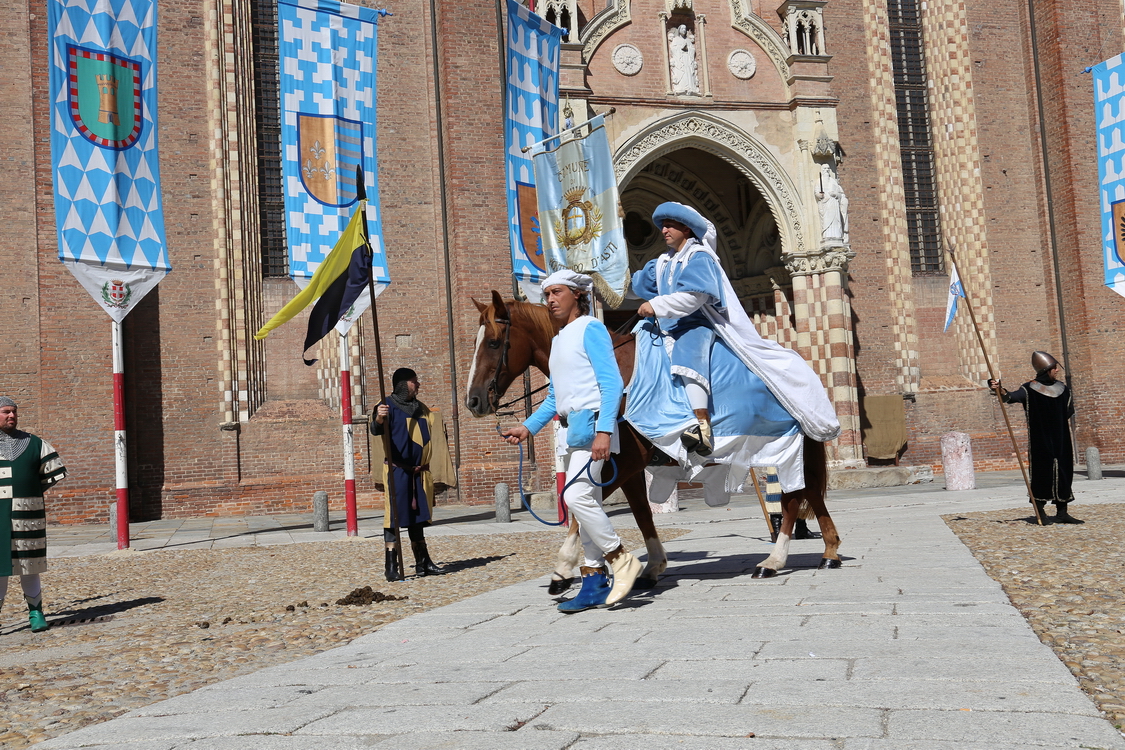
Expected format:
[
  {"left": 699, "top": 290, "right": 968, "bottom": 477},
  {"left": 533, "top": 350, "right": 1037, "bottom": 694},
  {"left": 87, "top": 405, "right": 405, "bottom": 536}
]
[{"left": 465, "top": 291, "right": 841, "bottom": 590}]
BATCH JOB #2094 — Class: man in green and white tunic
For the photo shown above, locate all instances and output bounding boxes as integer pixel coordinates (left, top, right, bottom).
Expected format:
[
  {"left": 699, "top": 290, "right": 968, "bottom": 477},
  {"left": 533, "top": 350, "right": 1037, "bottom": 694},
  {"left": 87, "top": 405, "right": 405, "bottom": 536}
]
[{"left": 1, "top": 396, "right": 67, "bottom": 633}]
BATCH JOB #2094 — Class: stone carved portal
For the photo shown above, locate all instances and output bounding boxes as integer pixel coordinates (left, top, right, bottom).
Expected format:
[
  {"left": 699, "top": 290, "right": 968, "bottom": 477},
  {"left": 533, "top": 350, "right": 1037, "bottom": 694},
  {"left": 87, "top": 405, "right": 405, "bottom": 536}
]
[{"left": 620, "top": 149, "right": 786, "bottom": 297}]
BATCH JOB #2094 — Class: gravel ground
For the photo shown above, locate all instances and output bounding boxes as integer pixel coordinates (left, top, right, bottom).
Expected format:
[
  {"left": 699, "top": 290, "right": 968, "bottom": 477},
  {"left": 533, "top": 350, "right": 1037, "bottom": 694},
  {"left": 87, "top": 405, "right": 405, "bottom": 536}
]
[
  {"left": 945, "top": 502, "right": 1125, "bottom": 735},
  {"left": 0, "top": 528, "right": 668, "bottom": 749}
]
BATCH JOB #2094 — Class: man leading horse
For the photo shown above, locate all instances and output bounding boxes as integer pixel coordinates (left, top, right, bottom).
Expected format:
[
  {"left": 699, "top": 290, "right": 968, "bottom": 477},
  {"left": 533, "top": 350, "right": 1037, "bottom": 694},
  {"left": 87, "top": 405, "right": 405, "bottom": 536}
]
[{"left": 501, "top": 269, "right": 644, "bottom": 612}]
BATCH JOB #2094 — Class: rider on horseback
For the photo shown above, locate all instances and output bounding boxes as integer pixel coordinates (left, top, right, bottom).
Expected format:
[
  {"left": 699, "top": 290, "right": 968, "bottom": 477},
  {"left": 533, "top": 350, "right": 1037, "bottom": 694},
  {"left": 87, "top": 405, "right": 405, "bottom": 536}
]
[
  {"left": 628, "top": 201, "right": 840, "bottom": 494},
  {"left": 633, "top": 202, "right": 725, "bottom": 457}
]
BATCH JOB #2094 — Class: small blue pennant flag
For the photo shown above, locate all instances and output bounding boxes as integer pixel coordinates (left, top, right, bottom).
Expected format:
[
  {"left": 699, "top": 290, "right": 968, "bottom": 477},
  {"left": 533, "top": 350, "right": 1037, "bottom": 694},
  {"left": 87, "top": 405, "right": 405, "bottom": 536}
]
[{"left": 943, "top": 264, "right": 965, "bottom": 332}]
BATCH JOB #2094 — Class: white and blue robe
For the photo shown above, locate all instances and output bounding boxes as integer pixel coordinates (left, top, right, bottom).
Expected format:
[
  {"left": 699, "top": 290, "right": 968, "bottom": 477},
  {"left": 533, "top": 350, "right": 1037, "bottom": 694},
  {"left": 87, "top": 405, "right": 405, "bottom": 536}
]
[{"left": 628, "top": 225, "right": 840, "bottom": 494}]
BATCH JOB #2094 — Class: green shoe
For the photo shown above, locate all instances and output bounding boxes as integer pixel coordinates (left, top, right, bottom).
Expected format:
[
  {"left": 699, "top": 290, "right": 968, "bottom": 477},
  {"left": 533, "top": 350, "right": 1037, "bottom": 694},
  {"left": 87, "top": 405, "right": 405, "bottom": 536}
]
[{"left": 28, "top": 609, "right": 49, "bottom": 633}]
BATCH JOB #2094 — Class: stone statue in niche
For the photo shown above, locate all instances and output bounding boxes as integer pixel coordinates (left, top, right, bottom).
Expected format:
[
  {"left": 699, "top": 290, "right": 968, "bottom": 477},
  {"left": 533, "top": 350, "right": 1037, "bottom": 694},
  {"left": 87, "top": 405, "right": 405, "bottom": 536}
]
[
  {"left": 815, "top": 163, "right": 849, "bottom": 244},
  {"left": 667, "top": 24, "right": 699, "bottom": 95}
]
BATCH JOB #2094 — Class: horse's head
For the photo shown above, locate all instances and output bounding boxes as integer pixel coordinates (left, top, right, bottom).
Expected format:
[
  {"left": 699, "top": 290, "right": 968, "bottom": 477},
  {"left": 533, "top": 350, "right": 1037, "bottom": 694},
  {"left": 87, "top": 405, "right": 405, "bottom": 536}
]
[{"left": 465, "top": 290, "right": 554, "bottom": 417}]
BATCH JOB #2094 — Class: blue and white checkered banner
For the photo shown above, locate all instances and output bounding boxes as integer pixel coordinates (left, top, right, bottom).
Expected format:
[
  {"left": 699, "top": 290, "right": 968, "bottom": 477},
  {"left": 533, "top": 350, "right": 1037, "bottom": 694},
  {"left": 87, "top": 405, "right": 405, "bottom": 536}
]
[
  {"left": 278, "top": 0, "right": 391, "bottom": 327},
  {"left": 531, "top": 115, "right": 628, "bottom": 307},
  {"left": 505, "top": 0, "right": 563, "bottom": 302},
  {"left": 48, "top": 0, "right": 171, "bottom": 322},
  {"left": 1093, "top": 54, "right": 1125, "bottom": 300}
]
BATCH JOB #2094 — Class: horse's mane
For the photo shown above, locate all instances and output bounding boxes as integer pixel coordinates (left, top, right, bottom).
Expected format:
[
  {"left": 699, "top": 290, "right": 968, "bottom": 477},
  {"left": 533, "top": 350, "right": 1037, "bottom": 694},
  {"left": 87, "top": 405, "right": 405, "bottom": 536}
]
[{"left": 485, "top": 299, "right": 558, "bottom": 344}]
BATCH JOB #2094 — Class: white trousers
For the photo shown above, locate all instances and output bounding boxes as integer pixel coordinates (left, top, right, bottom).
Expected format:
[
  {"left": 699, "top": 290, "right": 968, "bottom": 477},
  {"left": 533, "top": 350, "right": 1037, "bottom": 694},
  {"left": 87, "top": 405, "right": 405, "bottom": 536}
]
[
  {"left": 563, "top": 447, "right": 622, "bottom": 568},
  {"left": 0, "top": 573, "right": 42, "bottom": 604}
]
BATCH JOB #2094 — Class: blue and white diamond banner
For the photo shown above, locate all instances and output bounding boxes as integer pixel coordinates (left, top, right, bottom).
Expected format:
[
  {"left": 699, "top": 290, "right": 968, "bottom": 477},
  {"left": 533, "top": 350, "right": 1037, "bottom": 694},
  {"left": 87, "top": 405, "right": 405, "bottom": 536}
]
[
  {"left": 278, "top": 0, "right": 391, "bottom": 324},
  {"left": 1093, "top": 53, "right": 1125, "bottom": 300},
  {"left": 48, "top": 0, "right": 171, "bottom": 322},
  {"left": 505, "top": 0, "right": 563, "bottom": 302}
]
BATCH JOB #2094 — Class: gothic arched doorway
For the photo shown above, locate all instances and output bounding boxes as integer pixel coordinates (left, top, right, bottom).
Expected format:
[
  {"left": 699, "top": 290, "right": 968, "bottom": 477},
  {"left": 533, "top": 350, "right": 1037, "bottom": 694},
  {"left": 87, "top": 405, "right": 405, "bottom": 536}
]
[{"left": 611, "top": 147, "right": 793, "bottom": 335}]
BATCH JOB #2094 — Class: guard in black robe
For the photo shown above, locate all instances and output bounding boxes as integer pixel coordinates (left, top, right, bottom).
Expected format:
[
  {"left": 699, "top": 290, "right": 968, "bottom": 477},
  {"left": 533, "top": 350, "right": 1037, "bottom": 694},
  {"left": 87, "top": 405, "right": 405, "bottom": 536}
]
[{"left": 989, "top": 351, "right": 1082, "bottom": 524}]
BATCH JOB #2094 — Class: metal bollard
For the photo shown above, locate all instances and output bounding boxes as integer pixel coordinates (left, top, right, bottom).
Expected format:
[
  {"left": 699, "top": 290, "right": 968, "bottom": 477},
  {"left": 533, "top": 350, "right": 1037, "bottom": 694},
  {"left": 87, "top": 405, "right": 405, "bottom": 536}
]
[
  {"left": 495, "top": 483, "right": 511, "bottom": 523},
  {"left": 313, "top": 490, "right": 330, "bottom": 531},
  {"left": 1086, "top": 446, "right": 1103, "bottom": 481}
]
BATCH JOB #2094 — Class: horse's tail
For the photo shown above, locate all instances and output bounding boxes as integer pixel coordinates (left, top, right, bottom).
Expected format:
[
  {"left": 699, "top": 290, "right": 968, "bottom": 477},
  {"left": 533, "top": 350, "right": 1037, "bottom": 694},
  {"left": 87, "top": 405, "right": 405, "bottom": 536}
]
[{"left": 802, "top": 434, "right": 828, "bottom": 503}]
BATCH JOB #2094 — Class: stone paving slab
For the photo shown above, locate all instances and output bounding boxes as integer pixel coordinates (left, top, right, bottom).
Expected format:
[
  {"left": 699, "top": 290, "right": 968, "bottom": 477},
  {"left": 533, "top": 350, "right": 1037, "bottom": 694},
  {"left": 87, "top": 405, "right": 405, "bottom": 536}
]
[{"left": 35, "top": 473, "right": 1125, "bottom": 749}]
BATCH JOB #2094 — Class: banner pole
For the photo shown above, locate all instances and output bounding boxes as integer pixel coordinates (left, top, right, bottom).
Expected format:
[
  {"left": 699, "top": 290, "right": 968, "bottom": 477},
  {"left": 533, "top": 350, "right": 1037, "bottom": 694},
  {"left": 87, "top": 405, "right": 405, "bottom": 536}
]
[
  {"left": 748, "top": 468, "right": 775, "bottom": 538},
  {"left": 111, "top": 319, "right": 130, "bottom": 549},
  {"left": 946, "top": 245, "right": 1042, "bottom": 526},
  {"left": 357, "top": 193, "right": 404, "bottom": 575},
  {"left": 340, "top": 331, "right": 358, "bottom": 536}
]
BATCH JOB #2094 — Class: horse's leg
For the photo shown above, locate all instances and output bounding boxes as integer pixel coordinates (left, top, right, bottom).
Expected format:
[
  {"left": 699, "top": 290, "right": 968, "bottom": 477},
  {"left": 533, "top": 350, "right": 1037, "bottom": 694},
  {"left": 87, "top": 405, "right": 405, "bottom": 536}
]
[
  {"left": 809, "top": 493, "right": 842, "bottom": 569},
  {"left": 751, "top": 492, "right": 799, "bottom": 579},
  {"left": 798, "top": 437, "right": 841, "bottom": 569},
  {"left": 620, "top": 469, "right": 666, "bottom": 588},
  {"left": 548, "top": 519, "right": 582, "bottom": 595}
]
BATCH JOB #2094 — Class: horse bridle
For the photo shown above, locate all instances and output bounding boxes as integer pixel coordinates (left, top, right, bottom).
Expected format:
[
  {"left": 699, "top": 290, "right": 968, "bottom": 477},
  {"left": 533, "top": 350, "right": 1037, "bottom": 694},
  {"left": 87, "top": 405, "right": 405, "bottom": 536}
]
[{"left": 484, "top": 314, "right": 514, "bottom": 413}]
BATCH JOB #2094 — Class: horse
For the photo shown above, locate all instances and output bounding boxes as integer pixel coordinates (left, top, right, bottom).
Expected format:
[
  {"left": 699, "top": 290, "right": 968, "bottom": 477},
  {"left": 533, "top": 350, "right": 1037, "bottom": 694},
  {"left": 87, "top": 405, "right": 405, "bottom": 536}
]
[{"left": 465, "top": 290, "right": 841, "bottom": 590}]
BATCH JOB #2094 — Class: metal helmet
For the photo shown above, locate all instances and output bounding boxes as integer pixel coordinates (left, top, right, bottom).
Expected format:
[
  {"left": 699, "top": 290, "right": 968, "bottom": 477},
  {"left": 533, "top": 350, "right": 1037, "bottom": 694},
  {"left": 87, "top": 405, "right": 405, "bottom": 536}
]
[{"left": 1031, "top": 351, "right": 1058, "bottom": 375}]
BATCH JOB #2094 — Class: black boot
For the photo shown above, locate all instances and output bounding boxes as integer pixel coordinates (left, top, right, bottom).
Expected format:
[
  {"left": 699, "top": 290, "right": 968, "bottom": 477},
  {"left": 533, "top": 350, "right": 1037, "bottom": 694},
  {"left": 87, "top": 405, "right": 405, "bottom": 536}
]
[
  {"left": 1032, "top": 500, "right": 1048, "bottom": 524},
  {"left": 794, "top": 518, "right": 813, "bottom": 540},
  {"left": 1054, "top": 502, "right": 1084, "bottom": 524},
  {"left": 385, "top": 546, "right": 404, "bottom": 582},
  {"left": 412, "top": 541, "right": 444, "bottom": 576},
  {"left": 768, "top": 513, "right": 783, "bottom": 543}
]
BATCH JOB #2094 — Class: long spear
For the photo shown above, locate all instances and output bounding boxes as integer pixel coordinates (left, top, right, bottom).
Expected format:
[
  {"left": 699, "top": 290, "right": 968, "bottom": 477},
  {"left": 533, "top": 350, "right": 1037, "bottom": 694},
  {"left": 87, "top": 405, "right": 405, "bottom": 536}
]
[
  {"left": 945, "top": 244, "right": 1043, "bottom": 526},
  {"left": 357, "top": 166, "right": 406, "bottom": 575}
]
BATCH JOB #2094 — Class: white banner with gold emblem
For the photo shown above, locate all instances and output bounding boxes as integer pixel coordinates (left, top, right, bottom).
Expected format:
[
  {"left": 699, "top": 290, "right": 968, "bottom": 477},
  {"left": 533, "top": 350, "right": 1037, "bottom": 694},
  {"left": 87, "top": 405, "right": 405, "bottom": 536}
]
[{"left": 531, "top": 115, "right": 628, "bottom": 306}]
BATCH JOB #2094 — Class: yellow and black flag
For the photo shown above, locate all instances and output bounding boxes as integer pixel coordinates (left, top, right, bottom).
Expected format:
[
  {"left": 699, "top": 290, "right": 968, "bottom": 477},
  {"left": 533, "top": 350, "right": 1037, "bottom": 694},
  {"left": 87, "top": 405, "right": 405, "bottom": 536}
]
[{"left": 254, "top": 202, "right": 381, "bottom": 364}]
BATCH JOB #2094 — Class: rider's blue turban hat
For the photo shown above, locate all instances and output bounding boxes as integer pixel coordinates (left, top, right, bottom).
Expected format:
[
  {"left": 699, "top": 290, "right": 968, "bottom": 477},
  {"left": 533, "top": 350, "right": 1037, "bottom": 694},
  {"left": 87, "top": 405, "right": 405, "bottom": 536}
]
[{"left": 652, "top": 202, "right": 707, "bottom": 241}]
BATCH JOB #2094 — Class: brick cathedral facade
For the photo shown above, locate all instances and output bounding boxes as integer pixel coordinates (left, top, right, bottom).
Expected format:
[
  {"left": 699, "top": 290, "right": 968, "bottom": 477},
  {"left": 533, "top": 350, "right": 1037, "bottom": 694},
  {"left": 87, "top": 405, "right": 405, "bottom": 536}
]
[{"left": 3, "top": 0, "right": 1122, "bottom": 524}]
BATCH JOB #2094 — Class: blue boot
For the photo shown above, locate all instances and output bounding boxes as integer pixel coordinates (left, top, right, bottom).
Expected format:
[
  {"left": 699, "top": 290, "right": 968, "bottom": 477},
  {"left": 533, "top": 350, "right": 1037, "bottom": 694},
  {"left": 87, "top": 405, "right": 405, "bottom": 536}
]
[{"left": 557, "top": 568, "right": 609, "bottom": 613}]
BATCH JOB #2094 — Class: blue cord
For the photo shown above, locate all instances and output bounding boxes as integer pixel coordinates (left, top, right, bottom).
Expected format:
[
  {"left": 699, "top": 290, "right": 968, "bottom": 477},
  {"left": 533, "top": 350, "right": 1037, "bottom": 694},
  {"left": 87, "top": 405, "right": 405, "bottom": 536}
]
[{"left": 496, "top": 424, "right": 619, "bottom": 527}]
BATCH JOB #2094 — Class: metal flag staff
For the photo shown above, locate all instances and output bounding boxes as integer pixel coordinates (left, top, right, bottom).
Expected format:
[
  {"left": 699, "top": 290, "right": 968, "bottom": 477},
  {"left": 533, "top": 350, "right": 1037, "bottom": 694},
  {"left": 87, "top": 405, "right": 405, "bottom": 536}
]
[
  {"left": 356, "top": 167, "right": 405, "bottom": 575},
  {"left": 945, "top": 244, "right": 1043, "bottom": 526}
]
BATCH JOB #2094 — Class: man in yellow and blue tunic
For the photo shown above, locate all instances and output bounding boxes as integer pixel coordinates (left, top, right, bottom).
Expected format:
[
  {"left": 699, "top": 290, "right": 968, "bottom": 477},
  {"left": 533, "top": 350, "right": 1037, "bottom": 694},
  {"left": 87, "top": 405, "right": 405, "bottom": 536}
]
[
  {"left": 371, "top": 369, "right": 456, "bottom": 581},
  {"left": 1, "top": 396, "right": 67, "bottom": 633}
]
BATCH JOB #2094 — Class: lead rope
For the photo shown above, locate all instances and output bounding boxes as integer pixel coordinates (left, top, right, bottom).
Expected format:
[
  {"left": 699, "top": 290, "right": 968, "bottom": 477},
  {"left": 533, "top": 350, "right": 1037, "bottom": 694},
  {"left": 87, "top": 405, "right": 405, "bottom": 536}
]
[{"left": 495, "top": 424, "right": 618, "bottom": 527}]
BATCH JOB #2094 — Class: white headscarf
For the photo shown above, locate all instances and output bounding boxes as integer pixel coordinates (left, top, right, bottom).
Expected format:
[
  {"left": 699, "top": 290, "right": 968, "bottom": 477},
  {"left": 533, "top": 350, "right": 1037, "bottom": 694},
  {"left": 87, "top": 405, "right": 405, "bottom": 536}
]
[{"left": 541, "top": 269, "right": 593, "bottom": 293}]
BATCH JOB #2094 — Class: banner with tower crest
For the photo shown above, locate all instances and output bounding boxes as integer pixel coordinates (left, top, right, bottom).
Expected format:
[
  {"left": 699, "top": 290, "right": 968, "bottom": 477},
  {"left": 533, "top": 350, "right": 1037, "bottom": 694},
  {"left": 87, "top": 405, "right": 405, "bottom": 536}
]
[{"left": 48, "top": 0, "right": 171, "bottom": 322}]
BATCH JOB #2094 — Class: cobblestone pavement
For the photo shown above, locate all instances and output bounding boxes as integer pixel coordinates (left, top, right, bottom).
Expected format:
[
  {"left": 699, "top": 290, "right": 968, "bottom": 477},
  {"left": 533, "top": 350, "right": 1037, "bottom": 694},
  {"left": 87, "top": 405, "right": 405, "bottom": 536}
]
[
  {"left": 0, "top": 526, "right": 667, "bottom": 749},
  {"left": 4, "top": 472, "right": 1125, "bottom": 748},
  {"left": 945, "top": 501, "right": 1125, "bottom": 735}
]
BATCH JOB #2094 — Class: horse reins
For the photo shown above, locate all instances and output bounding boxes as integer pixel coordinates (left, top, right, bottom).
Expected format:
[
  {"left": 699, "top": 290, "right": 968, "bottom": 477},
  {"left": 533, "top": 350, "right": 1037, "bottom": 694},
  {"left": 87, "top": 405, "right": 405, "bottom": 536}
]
[{"left": 495, "top": 424, "right": 619, "bottom": 527}]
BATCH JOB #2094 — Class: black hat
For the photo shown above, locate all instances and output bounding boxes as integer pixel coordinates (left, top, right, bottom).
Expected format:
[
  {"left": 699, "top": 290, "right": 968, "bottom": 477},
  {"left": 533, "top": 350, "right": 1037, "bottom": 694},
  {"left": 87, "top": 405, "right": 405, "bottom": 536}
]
[{"left": 392, "top": 368, "right": 418, "bottom": 386}]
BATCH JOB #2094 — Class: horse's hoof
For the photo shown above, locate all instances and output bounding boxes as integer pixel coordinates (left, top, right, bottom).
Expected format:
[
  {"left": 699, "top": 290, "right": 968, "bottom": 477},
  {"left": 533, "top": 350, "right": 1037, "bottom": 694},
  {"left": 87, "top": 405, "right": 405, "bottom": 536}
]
[
  {"left": 632, "top": 577, "right": 658, "bottom": 590},
  {"left": 548, "top": 576, "right": 575, "bottom": 595},
  {"left": 818, "top": 558, "right": 842, "bottom": 570},
  {"left": 751, "top": 567, "right": 778, "bottom": 579}
]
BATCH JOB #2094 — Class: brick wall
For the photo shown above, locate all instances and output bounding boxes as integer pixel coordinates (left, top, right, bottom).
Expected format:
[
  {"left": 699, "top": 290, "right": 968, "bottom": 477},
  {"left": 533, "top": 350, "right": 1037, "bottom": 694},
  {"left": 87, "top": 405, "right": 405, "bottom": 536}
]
[{"left": 6, "top": 0, "right": 1122, "bottom": 526}]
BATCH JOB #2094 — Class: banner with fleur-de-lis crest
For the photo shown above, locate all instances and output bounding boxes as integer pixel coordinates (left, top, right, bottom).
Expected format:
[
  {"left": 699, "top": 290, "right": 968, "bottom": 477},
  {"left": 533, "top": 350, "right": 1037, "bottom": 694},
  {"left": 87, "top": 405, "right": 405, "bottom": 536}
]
[
  {"left": 278, "top": 0, "right": 391, "bottom": 308},
  {"left": 48, "top": 0, "right": 171, "bottom": 322}
]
